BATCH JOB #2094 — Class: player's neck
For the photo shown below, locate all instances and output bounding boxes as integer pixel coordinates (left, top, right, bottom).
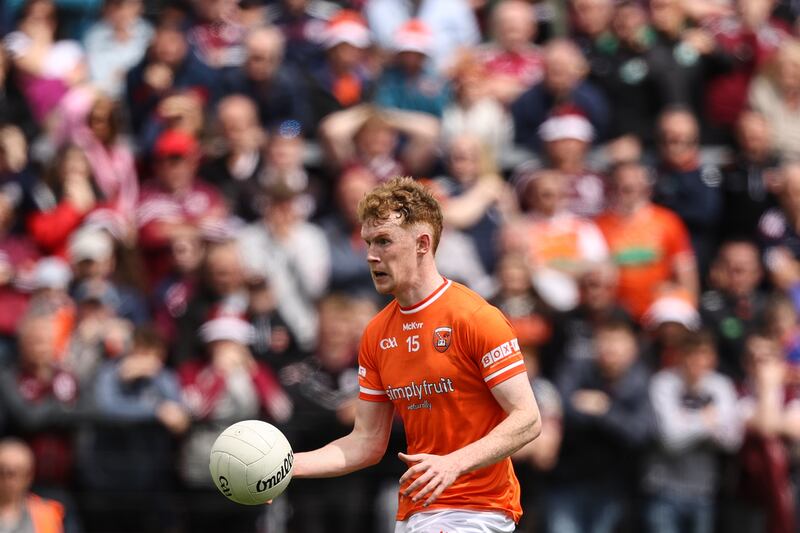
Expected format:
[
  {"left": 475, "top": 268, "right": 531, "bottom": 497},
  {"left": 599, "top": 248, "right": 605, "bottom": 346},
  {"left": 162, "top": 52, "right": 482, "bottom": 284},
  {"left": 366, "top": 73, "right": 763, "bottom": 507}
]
[{"left": 394, "top": 267, "right": 446, "bottom": 309}]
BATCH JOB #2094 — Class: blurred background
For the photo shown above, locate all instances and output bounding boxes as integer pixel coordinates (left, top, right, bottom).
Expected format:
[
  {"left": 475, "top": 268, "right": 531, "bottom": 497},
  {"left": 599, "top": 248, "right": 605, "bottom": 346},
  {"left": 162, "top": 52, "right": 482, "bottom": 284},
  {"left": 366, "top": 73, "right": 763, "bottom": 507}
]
[{"left": 0, "top": 0, "right": 799, "bottom": 531}]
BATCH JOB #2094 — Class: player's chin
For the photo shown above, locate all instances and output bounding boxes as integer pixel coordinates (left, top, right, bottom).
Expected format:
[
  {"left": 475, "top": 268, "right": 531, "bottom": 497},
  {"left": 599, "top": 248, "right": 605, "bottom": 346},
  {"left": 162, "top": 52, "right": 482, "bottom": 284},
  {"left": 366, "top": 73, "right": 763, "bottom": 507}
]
[{"left": 372, "top": 275, "right": 393, "bottom": 293}]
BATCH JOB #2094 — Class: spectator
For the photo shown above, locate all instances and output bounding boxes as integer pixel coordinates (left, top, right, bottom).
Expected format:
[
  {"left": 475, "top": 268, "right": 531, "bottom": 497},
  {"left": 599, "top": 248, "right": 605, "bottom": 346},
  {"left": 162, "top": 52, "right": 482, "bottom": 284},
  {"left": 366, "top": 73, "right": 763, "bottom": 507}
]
[
  {"left": 365, "top": 0, "right": 481, "bottom": 72},
  {"left": 259, "top": 120, "right": 314, "bottom": 208},
  {"left": 281, "top": 293, "right": 370, "bottom": 533},
  {"left": 646, "top": 0, "right": 722, "bottom": 128},
  {"left": 569, "top": 0, "right": 614, "bottom": 66},
  {"left": 704, "top": 0, "right": 788, "bottom": 136},
  {"left": 435, "top": 134, "right": 514, "bottom": 273},
  {"left": 3, "top": 0, "right": 87, "bottom": 124},
  {"left": 174, "top": 240, "right": 249, "bottom": 363},
  {"left": 548, "top": 319, "right": 653, "bottom": 533},
  {"left": 536, "top": 110, "right": 607, "bottom": 217},
  {"left": 514, "top": 168, "right": 608, "bottom": 275},
  {"left": 24, "top": 257, "right": 75, "bottom": 359},
  {"left": 323, "top": 166, "right": 377, "bottom": 297},
  {"left": 82, "top": 0, "right": 153, "bottom": 100},
  {"left": 644, "top": 330, "right": 743, "bottom": 533},
  {"left": 187, "top": 0, "right": 247, "bottom": 70},
  {"left": 305, "top": 11, "right": 373, "bottom": 128},
  {"left": 593, "top": 1, "right": 661, "bottom": 145},
  {"left": 440, "top": 53, "right": 514, "bottom": 158},
  {"left": 221, "top": 25, "right": 312, "bottom": 131},
  {"left": 178, "top": 315, "right": 290, "bottom": 533},
  {"left": 512, "top": 346, "right": 562, "bottom": 533},
  {"left": 318, "top": 105, "right": 439, "bottom": 179},
  {"left": 135, "top": 129, "right": 227, "bottom": 286},
  {"left": 374, "top": 20, "right": 450, "bottom": 118},
  {"left": 512, "top": 38, "right": 609, "bottom": 152},
  {"left": 477, "top": 0, "right": 544, "bottom": 106},
  {"left": 27, "top": 145, "right": 101, "bottom": 257},
  {"left": 55, "top": 90, "right": 139, "bottom": 222},
  {"left": 758, "top": 162, "right": 800, "bottom": 261},
  {"left": 701, "top": 240, "right": 767, "bottom": 381},
  {"left": 720, "top": 110, "right": 779, "bottom": 241},
  {"left": 749, "top": 40, "right": 800, "bottom": 161},
  {"left": 200, "top": 95, "right": 266, "bottom": 221},
  {"left": 246, "top": 271, "right": 300, "bottom": 371},
  {"left": 264, "top": 0, "right": 340, "bottom": 70},
  {"left": 0, "top": 438, "right": 65, "bottom": 533},
  {"left": 125, "top": 22, "right": 218, "bottom": 137},
  {"left": 548, "top": 261, "right": 633, "bottom": 373},
  {"left": 82, "top": 326, "right": 187, "bottom": 533},
  {"left": 642, "top": 290, "right": 703, "bottom": 367},
  {"left": 0, "top": 313, "right": 82, "bottom": 528},
  {"left": 595, "top": 160, "right": 699, "bottom": 320},
  {"left": 734, "top": 333, "right": 799, "bottom": 533},
  {"left": 238, "top": 185, "right": 330, "bottom": 351},
  {"left": 0, "top": 47, "right": 37, "bottom": 140},
  {"left": 653, "top": 107, "right": 723, "bottom": 274}
]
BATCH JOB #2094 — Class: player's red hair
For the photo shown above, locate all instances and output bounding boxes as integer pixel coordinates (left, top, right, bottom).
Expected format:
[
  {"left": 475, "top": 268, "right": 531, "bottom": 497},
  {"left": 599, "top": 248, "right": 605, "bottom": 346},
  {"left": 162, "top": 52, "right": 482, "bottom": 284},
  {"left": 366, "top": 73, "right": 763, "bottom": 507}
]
[{"left": 357, "top": 177, "right": 444, "bottom": 253}]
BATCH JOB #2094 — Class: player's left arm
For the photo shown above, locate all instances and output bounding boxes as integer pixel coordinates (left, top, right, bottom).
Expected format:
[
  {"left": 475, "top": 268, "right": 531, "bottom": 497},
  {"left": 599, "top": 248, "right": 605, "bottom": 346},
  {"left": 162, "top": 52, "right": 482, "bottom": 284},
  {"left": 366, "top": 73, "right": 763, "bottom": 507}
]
[{"left": 399, "top": 372, "right": 541, "bottom": 506}]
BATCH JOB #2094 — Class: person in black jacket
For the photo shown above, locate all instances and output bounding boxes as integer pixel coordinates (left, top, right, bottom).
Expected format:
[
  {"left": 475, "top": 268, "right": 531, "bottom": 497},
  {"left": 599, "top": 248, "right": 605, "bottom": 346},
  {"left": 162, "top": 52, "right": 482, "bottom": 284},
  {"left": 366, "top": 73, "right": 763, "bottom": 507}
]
[{"left": 546, "top": 318, "right": 653, "bottom": 533}]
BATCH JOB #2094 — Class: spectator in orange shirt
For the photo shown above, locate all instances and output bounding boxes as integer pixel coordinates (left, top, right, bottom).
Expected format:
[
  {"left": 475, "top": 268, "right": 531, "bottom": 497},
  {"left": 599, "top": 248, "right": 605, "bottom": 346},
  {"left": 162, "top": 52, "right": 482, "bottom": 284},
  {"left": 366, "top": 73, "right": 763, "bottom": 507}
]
[{"left": 595, "top": 160, "right": 699, "bottom": 321}]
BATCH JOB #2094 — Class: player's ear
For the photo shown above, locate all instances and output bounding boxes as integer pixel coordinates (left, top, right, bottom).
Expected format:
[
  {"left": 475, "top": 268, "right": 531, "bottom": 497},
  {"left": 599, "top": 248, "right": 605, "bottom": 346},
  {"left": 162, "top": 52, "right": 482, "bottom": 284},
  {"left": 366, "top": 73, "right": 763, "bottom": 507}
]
[{"left": 416, "top": 232, "right": 432, "bottom": 256}]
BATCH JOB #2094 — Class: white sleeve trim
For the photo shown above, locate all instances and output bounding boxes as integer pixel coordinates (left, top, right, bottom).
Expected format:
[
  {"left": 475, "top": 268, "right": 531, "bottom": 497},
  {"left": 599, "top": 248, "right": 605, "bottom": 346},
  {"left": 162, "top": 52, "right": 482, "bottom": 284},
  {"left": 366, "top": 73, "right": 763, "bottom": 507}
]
[
  {"left": 484, "top": 360, "right": 525, "bottom": 383},
  {"left": 359, "top": 386, "right": 386, "bottom": 396}
]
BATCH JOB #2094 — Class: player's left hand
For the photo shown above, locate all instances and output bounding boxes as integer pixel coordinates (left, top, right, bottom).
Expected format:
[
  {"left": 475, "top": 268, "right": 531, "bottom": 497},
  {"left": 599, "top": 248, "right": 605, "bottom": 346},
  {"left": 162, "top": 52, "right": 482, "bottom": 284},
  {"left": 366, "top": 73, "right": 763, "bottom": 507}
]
[{"left": 398, "top": 452, "right": 464, "bottom": 507}]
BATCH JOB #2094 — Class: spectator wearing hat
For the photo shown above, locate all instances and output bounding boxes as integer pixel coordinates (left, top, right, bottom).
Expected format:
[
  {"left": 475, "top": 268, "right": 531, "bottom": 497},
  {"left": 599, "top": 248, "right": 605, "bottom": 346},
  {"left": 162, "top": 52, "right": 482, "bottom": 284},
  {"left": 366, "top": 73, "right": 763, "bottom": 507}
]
[
  {"left": 701, "top": 240, "right": 768, "bottom": 381},
  {"left": 373, "top": 19, "right": 451, "bottom": 118},
  {"left": 238, "top": 184, "right": 330, "bottom": 352},
  {"left": 221, "top": 26, "right": 312, "bottom": 132},
  {"left": 82, "top": 325, "right": 187, "bottom": 533},
  {"left": 642, "top": 290, "right": 702, "bottom": 367},
  {"left": 654, "top": 107, "right": 723, "bottom": 275},
  {"left": 125, "top": 21, "right": 219, "bottom": 137},
  {"left": 365, "top": 0, "right": 481, "bottom": 72},
  {"left": 178, "top": 314, "right": 290, "bottom": 533},
  {"left": 82, "top": 0, "right": 154, "bottom": 100},
  {"left": 536, "top": 108, "right": 607, "bottom": 218},
  {"left": 136, "top": 129, "right": 227, "bottom": 287},
  {"left": 476, "top": 0, "right": 544, "bottom": 106},
  {"left": 512, "top": 38, "right": 609, "bottom": 153},
  {"left": 27, "top": 145, "right": 103, "bottom": 258},
  {"left": 265, "top": 0, "right": 342, "bottom": 70},
  {"left": 595, "top": 161, "right": 699, "bottom": 321},
  {"left": 281, "top": 293, "right": 373, "bottom": 533},
  {"left": 644, "top": 330, "right": 743, "bottom": 533},
  {"left": 548, "top": 319, "right": 653, "bottom": 533},
  {"left": 305, "top": 11, "right": 374, "bottom": 128},
  {"left": 720, "top": 110, "right": 780, "bottom": 242}
]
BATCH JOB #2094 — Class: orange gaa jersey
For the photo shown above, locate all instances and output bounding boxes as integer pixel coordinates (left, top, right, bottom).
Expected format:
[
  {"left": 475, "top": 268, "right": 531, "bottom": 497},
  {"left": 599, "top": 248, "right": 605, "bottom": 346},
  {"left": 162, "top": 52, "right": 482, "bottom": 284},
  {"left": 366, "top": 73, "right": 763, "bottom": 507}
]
[{"left": 358, "top": 278, "right": 527, "bottom": 522}]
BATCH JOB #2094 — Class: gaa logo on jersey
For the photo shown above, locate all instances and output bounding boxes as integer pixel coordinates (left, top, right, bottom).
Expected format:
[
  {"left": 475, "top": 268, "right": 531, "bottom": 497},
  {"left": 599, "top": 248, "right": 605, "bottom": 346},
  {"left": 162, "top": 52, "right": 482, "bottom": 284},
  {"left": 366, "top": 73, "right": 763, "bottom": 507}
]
[{"left": 433, "top": 327, "right": 452, "bottom": 353}]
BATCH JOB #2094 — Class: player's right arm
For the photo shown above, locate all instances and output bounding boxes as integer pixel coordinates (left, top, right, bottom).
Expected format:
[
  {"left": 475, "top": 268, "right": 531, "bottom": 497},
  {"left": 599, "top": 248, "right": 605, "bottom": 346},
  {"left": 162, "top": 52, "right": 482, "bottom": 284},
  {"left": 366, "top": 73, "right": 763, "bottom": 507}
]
[{"left": 292, "top": 398, "right": 394, "bottom": 478}]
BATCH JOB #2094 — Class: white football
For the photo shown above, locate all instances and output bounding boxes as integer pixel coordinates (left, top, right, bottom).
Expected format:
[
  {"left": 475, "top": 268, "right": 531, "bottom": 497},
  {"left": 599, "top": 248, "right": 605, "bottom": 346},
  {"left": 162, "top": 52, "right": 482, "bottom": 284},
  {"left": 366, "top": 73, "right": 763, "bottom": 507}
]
[{"left": 209, "top": 420, "right": 294, "bottom": 505}]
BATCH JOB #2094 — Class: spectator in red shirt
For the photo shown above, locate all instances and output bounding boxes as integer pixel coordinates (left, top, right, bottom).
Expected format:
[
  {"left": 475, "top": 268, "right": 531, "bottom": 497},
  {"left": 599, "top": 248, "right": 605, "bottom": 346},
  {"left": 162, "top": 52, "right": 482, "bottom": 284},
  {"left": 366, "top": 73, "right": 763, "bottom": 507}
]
[{"left": 136, "top": 129, "right": 227, "bottom": 286}]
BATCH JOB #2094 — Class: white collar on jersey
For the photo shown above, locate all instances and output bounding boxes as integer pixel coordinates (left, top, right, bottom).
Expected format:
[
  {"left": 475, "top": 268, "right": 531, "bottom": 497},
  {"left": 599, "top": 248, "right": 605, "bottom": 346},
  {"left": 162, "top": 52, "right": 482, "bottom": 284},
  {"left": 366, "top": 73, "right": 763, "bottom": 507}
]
[{"left": 398, "top": 278, "right": 453, "bottom": 315}]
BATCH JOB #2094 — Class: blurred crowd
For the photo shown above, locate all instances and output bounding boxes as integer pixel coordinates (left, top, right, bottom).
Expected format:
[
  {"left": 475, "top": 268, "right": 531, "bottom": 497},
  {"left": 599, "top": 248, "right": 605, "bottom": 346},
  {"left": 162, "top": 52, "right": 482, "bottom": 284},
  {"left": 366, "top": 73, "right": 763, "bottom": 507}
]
[{"left": 2, "top": 0, "right": 800, "bottom": 532}]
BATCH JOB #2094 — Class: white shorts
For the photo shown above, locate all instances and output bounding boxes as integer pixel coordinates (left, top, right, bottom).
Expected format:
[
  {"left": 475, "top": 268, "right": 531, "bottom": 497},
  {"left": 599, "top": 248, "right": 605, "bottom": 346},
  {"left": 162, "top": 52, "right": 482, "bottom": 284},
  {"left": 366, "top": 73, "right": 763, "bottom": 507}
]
[{"left": 394, "top": 509, "right": 515, "bottom": 533}]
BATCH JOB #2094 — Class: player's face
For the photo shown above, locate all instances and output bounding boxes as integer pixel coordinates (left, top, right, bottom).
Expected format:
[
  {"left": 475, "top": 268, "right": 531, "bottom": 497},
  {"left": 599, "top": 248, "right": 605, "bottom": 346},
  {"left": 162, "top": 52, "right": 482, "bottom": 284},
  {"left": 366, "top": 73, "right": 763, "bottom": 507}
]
[{"left": 361, "top": 215, "right": 420, "bottom": 296}]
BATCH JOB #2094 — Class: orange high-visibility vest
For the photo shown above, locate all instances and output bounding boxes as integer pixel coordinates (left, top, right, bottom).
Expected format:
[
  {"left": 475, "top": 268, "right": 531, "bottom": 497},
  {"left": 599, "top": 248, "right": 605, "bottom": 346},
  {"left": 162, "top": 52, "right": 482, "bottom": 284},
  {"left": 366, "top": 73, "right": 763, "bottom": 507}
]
[{"left": 27, "top": 494, "right": 64, "bottom": 533}]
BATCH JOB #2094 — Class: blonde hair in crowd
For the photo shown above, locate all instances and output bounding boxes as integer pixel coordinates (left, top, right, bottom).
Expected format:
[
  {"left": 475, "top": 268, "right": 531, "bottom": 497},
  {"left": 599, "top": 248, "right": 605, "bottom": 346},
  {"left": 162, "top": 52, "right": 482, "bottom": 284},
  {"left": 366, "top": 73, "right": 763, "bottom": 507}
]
[{"left": 357, "top": 177, "right": 444, "bottom": 253}]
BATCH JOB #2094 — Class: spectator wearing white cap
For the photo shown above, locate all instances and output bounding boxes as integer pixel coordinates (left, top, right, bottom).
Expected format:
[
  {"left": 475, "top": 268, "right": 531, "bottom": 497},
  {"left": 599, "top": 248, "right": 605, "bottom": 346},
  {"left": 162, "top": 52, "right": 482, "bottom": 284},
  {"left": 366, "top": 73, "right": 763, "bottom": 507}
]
[
  {"left": 536, "top": 107, "right": 607, "bottom": 218},
  {"left": 177, "top": 313, "right": 291, "bottom": 533},
  {"left": 305, "top": 11, "right": 375, "bottom": 128},
  {"left": 365, "top": 0, "right": 481, "bottom": 72},
  {"left": 374, "top": 19, "right": 450, "bottom": 118}
]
